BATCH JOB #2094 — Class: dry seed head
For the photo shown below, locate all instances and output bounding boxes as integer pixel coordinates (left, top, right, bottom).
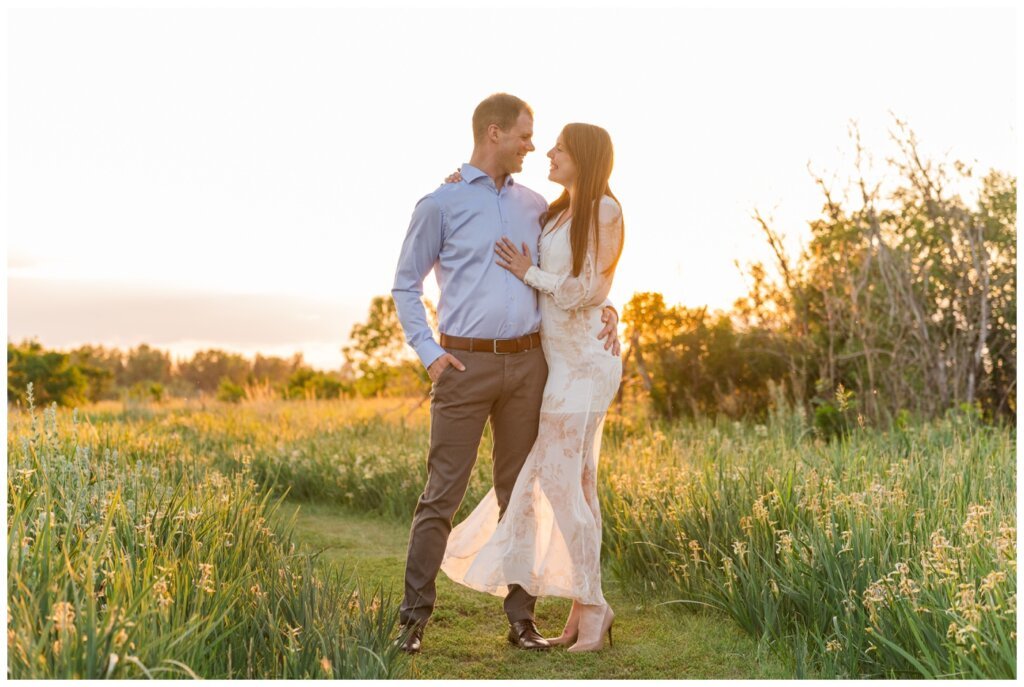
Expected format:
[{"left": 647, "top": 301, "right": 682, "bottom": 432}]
[
  {"left": 774, "top": 530, "right": 794, "bottom": 556},
  {"left": 49, "top": 602, "right": 76, "bottom": 635},
  {"left": 980, "top": 570, "right": 1006, "bottom": 593}
]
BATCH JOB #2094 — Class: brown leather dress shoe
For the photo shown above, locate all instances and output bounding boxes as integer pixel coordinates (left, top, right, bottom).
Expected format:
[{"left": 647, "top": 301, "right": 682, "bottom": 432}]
[
  {"left": 507, "top": 619, "right": 551, "bottom": 650},
  {"left": 397, "top": 623, "right": 424, "bottom": 654}
]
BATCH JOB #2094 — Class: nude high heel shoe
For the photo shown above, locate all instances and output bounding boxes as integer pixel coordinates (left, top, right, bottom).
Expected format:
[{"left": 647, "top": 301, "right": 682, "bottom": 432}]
[
  {"left": 546, "top": 600, "right": 583, "bottom": 647},
  {"left": 566, "top": 604, "right": 614, "bottom": 653}
]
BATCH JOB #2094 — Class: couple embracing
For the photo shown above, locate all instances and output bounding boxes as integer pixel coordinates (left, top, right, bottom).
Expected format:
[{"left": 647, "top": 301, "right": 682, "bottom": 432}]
[{"left": 392, "top": 93, "right": 625, "bottom": 654}]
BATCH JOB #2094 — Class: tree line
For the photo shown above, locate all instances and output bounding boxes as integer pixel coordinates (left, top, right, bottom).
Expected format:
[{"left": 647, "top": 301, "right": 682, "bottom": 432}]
[
  {"left": 8, "top": 122, "right": 1015, "bottom": 431},
  {"left": 7, "top": 339, "right": 425, "bottom": 407},
  {"left": 6, "top": 290, "right": 430, "bottom": 407}
]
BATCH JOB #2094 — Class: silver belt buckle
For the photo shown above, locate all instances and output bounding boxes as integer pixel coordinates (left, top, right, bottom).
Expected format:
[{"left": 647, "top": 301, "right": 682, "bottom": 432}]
[{"left": 494, "top": 339, "right": 511, "bottom": 355}]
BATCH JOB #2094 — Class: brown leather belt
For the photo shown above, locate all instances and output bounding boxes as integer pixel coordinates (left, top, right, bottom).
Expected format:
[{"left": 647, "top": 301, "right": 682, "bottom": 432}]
[{"left": 440, "top": 332, "right": 541, "bottom": 354}]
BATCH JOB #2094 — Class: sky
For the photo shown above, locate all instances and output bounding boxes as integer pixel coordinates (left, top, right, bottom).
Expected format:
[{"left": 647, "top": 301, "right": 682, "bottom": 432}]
[{"left": 5, "top": 4, "right": 1017, "bottom": 370}]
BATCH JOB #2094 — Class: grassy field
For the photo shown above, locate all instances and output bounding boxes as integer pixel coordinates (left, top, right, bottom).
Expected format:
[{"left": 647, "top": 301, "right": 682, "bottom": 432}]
[
  {"left": 7, "top": 392, "right": 1017, "bottom": 678},
  {"left": 287, "top": 502, "right": 791, "bottom": 679}
]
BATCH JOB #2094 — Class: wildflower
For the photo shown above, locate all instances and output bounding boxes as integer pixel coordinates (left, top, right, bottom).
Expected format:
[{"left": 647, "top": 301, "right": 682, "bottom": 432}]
[
  {"left": 962, "top": 504, "right": 992, "bottom": 541},
  {"left": 774, "top": 530, "right": 794, "bottom": 556},
  {"left": 825, "top": 639, "right": 843, "bottom": 653},
  {"left": 752, "top": 499, "right": 770, "bottom": 522},
  {"left": 980, "top": 570, "right": 1006, "bottom": 593},
  {"left": 670, "top": 558, "right": 690, "bottom": 581},
  {"left": 197, "top": 564, "right": 215, "bottom": 594},
  {"left": 995, "top": 524, "right": 1015, "bottom": 563},
  {"left": 283, "top": 623, "right": 302, "bottom": 650},
  {"left": 731, "top": 540, "right": 748, "bottom": 561},
  {"left": 113, "top": 628, "right": 128, "bottom": 648},
  {"left": 721, "top": 557, "right": 736, "bottom": 591},
  {"left": 49, "top": 602, "right": 76, "bottom": 635},
  {"left": 320, "top": 657, "right": 332, "bottom": 674},
  {"left": 154, "top": 577, "right": 173, "bottom": 609},
  {"left": 948, "top": 622, "right": 979, "bottom": 646},
  {"left": 920, "top": 529, "right": 959, "bottom": 583},
  {"left": 862, "top": 580, "right": 887, "bottom": 623},
  {"left": 952, "top": 583, "right": 982, "bottom": 625},
  {"left": 688, "top": 539, "right": 703, "bottom": 564},
  {"left": 739, "top": 516, "right": 753, "bottom": 534},
  {"left": 894, "top": 562, "right": 920, "bottom": 600}
]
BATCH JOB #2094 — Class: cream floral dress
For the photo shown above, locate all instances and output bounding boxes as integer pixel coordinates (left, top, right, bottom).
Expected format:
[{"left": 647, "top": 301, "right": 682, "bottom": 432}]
[{"left": 440, "top": 195, "right": 624, "bottom": 606}]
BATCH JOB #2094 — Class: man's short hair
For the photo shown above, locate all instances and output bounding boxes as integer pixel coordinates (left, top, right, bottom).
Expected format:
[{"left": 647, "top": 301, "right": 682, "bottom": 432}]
[{"left": 472, "top": 93, "right": 533, "bottom": 145}]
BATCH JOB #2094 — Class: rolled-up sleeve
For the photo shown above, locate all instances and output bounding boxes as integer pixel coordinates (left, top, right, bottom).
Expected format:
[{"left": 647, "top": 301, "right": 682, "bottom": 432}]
[{"left": 392, "top": 196, "right": 446, "bottom": 368}]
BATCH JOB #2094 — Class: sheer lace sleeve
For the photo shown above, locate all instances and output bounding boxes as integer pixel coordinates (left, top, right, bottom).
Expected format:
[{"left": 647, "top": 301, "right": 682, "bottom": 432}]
[{"left": 524, "top": 196, "right": 623, "bottom": 311}]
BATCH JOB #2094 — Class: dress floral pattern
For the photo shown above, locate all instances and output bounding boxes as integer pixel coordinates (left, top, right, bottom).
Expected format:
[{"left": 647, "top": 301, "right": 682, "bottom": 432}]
[{"left": 440, "top": 196, "right": 624, "bottom": 605}]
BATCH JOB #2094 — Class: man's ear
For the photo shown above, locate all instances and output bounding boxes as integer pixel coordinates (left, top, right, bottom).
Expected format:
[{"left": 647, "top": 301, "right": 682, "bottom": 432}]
[{"left": 487, "top": 123, "right": 502, "bottom": 143}]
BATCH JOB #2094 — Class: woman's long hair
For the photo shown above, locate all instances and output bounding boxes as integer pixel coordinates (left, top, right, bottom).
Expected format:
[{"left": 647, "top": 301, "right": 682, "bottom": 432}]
[{"left": 540, "top": 123, "right": 623, "bottom": 277}]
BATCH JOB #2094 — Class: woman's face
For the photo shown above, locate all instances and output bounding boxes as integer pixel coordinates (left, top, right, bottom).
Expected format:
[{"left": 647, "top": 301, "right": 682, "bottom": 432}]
[{"left": 547, "top": 135, "right": 577, "bottom": 189}]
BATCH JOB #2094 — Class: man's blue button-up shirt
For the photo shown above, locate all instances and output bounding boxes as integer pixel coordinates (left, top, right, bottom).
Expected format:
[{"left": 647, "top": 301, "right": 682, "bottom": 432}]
[{"left": 392, "top": 163, "right": 548, "bottom": 368}]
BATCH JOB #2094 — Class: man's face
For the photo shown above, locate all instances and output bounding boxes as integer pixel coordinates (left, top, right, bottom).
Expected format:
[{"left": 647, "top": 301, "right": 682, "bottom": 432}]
[{"left": 495, "top": 111, "right": 535, "bottom": 175}]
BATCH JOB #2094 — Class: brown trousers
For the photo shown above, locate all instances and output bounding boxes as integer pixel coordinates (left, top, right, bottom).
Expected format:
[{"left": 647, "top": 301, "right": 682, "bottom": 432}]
[{"left": 400, "top": 345, "right": 548, "bottom": 626}]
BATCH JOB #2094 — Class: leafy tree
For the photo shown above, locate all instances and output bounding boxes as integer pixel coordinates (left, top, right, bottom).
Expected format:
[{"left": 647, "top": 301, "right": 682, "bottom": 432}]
[
  {"left": 284, "top": 368, "right": 346, "bottom": 400},
  {"left": 7, "top": 340, "right": 89, "bottom": 407},
  {"left": 122, "top": 344, "right": 173, "bottom": 387},
  {"left": 744, "top": 120, "right": 1016, "bottom": 423},
  {"left": 622, "top": 293, "right": 790, "bottom": 420},
  {"left": 251, "top": 353, "right": 305, "bottom": 388},
  {"left": 177, "top": 349, "right": 250, "bottom": 395},
  {"left": 342, "top": 296, "right": 431, "bottom": 397},
  {"left": 216, "top": 379, "right": 246, "bottom": 403},
  {"left": 68, "top": 344, "right": 120, "bottom": 402}
]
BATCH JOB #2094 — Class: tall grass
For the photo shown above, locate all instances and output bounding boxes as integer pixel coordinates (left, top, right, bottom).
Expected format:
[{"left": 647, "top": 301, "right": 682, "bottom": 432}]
[
  {"left": 7, "top": 389, "right": 407, "bottom": 679},
  {"left": 96, "top": 397, "right": 491, "bottom": 522},
  {"left": 9, "top": 394, "right": 1015, "bottom": 678},
  {"left": 599, "top": 405, "right": 1016, "bottom": 678}
]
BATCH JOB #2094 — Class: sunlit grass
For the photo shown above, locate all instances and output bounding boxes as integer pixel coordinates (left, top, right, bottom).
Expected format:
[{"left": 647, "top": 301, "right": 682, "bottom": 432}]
[
  {"left": 599, "top": 405, "right": 1016, "bottom": 678},
  {"left": 7, "top": 389, "right": 406, "bottom": 679},
  {"left": 8, "top": 392, "right": 1015, "bottom": 678}
]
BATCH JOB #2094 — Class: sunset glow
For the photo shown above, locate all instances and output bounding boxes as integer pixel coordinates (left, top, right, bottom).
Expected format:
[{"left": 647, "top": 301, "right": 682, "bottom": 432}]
[{"left": 6, "top": 5, "right": 1015, "bottom": 369}]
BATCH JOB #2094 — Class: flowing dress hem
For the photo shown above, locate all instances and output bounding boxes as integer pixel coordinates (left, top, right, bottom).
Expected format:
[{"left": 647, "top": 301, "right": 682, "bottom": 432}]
[{"left": 439, "top": 565, "right": 606, "bottom": 605}]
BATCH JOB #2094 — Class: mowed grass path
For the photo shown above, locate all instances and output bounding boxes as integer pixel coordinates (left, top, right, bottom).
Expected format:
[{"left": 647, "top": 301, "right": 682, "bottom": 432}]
[{"left": 286, "top": 501, "right": 797, "bottom": 679}]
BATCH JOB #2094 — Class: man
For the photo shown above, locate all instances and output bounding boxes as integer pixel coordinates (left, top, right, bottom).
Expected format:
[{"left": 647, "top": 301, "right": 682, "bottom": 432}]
[{"left": 391, "top": 93, "right": 620, "bottom": 654}]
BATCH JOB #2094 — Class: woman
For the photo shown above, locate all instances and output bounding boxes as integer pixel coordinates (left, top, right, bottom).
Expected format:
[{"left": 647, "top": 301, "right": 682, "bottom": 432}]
[{"left": 440, "top": 123, "right": 624, "bottom": 652}]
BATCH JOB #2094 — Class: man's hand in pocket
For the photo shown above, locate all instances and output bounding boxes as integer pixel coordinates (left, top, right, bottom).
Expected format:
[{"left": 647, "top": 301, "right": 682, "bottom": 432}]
[{"left": 428, "top": 353, "right": 466, "bottom": 383}]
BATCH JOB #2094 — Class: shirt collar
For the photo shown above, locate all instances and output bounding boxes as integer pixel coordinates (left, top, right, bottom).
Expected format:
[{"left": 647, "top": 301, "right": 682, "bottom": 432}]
[{"left": 460, "top": 163, "right": 514, "bottom": 188}]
